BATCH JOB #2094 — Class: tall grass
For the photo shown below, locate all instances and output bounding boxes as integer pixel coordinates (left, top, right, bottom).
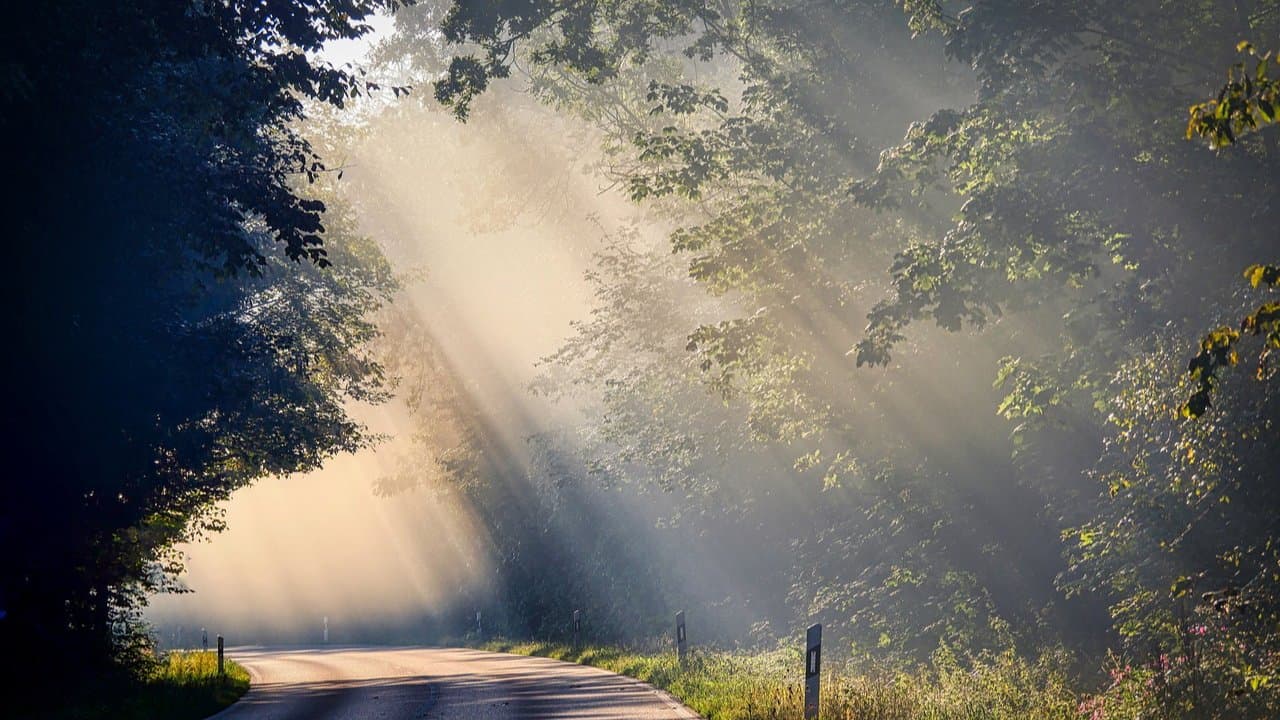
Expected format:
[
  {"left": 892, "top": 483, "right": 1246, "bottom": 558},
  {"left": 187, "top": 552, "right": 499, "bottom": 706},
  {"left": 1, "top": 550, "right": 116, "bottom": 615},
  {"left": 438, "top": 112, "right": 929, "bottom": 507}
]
[
  {"left": 481, "top": 640, "right": 1081, "bottom": 720},
  {"left": 150, "top": 650, "right": 251, "bottom": 711}
]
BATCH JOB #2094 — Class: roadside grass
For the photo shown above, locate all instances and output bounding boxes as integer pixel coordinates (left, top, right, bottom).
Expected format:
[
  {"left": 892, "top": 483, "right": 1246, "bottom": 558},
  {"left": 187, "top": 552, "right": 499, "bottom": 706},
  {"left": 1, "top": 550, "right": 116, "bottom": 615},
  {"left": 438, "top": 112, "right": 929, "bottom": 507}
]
[
  {"left": 143, "top": 650, "right": 251, "bottom": 716},
  {"left": 479, "top": 640, "right": 1081, "bottom": 720},
  {"left": 44, "top": 651, "right": 250, "bottom": 720}
]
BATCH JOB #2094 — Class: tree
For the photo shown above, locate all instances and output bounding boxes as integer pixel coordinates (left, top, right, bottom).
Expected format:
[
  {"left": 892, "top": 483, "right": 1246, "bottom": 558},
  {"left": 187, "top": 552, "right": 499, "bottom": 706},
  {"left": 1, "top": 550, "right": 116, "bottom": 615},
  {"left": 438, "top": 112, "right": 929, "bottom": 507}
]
[
  {"left": 1181, "top": 41, "right": 1280, "bottom": 418},
  {"left": 424, "top": 0, "right": 1280, "bottom": 691},
  {"left": 1, "top": 0, "right": 405, "bottom": 694}
]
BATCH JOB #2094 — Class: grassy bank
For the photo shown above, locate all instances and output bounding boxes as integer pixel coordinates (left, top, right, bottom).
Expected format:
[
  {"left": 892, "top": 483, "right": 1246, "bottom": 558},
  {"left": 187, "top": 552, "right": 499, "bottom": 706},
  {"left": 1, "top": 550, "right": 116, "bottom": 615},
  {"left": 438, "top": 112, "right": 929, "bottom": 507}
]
[
  {"left": 42, "top": 650, "right": 250, "bottom": 720},
  {"left": 479, "top": 640, "right": 1081, "bottom": 720}
]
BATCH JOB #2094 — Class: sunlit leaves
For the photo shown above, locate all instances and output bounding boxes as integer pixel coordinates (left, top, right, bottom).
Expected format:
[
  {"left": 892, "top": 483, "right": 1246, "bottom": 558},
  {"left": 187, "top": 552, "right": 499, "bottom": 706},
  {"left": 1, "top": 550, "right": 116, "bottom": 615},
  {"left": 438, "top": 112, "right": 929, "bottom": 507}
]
[
  {"left": 855, "top": 232, "right": 1004, "bottom": 366},
  {"left": 896, "top": 0, "right": 955, "bottom": 36},
  {"left": 1065, "top": 331, "right": 1280, "bottom": 713},
  {"left": 428, "top": 0, "right": 1280, "bottom": 687},
  {"left": 1244, "top": 264, "right": 1280, "bottom": 289},
  {"left": 1187, "top": 43, "right": 1280, "bottom": 149},
  {"left": 1183, "top": 266, "right": 1280, "bottom": 417},
  {"left": 1184, "top": 326, "right": 1241, "bottom": 418},
  {"left": 993, "top": 357, "right": 1065, "bottom": 420}
]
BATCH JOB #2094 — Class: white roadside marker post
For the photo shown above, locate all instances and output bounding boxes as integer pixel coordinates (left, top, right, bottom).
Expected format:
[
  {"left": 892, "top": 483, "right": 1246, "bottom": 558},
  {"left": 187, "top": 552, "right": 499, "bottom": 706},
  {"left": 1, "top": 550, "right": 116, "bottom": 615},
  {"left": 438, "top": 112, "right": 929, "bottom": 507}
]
[
  {"left": 572, "top": 610, "right": 581, "bottom": 649},
  {"left": 804, "top": 623, "right": 821, "bottom": 719},
  {"left": 675, "top": 611, "right": 687, "bottom": 665},
  {"left": 323, "top": 616, "right": 329, "bottom": 644}
]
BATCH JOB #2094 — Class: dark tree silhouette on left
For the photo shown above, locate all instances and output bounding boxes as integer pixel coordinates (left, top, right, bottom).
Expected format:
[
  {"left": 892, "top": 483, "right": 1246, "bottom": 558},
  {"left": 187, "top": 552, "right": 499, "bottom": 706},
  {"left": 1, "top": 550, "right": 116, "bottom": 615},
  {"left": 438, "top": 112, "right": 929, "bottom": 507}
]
[{"left": 0, "top": 0, "right": 407, "bottom": 706}]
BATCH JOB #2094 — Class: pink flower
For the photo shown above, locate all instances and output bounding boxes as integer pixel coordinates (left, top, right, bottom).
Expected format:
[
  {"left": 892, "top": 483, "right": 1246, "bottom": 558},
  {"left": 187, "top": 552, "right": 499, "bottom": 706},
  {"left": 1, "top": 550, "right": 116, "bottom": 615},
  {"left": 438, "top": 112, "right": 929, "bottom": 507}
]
[{"left": 1078, "top": 696, "right": 1107, "bottom": 720}]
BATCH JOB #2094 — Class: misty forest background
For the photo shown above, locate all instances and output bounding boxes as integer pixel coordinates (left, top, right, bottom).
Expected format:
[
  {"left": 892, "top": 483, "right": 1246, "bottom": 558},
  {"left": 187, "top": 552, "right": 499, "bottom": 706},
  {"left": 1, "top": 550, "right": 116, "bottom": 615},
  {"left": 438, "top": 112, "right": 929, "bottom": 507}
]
[{"left": 4, "top": 0, "right": 1280, "bottom": 717}]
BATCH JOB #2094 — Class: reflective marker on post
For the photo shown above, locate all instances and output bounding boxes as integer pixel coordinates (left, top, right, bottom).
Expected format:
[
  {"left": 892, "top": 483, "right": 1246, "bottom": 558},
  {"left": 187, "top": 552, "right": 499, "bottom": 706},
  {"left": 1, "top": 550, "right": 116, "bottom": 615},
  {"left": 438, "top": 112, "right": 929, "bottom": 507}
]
[
  {"left": 675, "top": 611, "right": 687, "bottom": 664},
  {"left": 217, "top": 635, "right": 225, "bottom": 676},
  {"left": 323, "top": 616, "right": 328, "bottom": 644},
  {"left": 804, "top": 623, "right": 821, "bottom": 719},
  {"left": 476, "top": 610, "right": 482, "bottom": 636},
  {"left": 572, "top": 610, "right": 581, "bottom": 648}
]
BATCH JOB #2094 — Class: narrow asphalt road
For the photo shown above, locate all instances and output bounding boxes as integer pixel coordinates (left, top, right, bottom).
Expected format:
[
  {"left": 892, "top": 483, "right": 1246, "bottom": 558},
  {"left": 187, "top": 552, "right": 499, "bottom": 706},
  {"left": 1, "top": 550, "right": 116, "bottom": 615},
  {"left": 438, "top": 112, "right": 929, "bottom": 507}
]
[{"left": 209, "top": 646, "right": 699, "bottom": 720}]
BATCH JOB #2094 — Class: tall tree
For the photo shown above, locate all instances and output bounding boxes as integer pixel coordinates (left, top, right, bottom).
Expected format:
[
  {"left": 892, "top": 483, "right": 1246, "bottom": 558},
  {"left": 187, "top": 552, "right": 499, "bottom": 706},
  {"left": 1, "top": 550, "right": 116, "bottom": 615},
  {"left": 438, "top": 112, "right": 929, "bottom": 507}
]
[
  {"left": 426, "top": 1, "right": 1280, "bottom": 704},
  {"left": 1, "top": 0, "right": 405, "bottom": 691}
]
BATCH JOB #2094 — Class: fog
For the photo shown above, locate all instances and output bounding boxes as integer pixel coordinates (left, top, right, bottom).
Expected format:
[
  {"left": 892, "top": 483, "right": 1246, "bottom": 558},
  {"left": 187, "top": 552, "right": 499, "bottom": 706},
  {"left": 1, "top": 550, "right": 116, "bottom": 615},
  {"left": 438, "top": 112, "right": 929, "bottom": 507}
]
[
  {"left": 144, "top": 1, "right": 1276, "bottom": 674},
  {"left": 145, "top": 12, "right": 1031, "bottom": 649},
  {"left": 147, "top": 61, "right": 668, "bottom": 644},
  {"left": 15, "top": 3, "right": 1280, "bottom": 718},
  {"left": 147, "top": 427, "right": 490, "bottom": 643}
]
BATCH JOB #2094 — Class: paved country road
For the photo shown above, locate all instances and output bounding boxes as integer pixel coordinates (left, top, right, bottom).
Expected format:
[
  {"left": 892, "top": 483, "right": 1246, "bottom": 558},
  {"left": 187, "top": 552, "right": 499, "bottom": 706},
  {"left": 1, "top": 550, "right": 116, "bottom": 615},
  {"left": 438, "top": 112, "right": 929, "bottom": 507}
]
[{"left": 209, "top": 647, "right": 700, "bottom": 720}]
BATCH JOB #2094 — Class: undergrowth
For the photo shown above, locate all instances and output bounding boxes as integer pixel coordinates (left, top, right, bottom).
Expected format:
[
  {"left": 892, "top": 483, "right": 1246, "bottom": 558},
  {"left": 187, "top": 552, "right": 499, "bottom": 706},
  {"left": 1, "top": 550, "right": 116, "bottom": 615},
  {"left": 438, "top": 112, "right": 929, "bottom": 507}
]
[{"left": 479, "top": 640, "right": 1081, "bottom": 720}]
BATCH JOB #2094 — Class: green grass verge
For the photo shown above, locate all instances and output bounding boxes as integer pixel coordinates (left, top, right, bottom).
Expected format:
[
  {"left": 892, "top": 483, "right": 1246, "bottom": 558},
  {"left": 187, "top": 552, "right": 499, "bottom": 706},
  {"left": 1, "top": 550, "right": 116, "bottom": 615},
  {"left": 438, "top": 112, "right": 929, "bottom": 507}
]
[
  {"left": 142, "top": 650, "right": 251, "bottom": 718},
  {"left": 479, "top": 640, "right": 1081, "bottom": 720},
  {"left": 43, "top": 651, "right": 250, "bottom": 720}
]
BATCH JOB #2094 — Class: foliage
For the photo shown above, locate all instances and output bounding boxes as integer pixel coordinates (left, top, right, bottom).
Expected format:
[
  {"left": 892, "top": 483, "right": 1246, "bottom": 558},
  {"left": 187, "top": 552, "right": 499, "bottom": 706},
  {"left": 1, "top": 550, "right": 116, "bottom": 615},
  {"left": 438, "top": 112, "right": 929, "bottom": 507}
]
[
  {"left": 525, "top": 228, "right": 1033, "bottom": 654},
  {"left": 1183, "top": 263, "right": 1280, "bottom": 417},
  {"left": 406, "top": 0, "right": 1280, "bottom": 715},
  {"left": 1180, "top": 44, "right": 1280, "bottom": 419},
  {"left": 481, "top": 639, "right": 1080, "bottom": 720},
  {"left": 1, "top": 0, "right": 405, "bottom": 695},
  {"left": 1188, "top": 42, "right": 1280, "bottom": 148},
  {"left": 1062, "top": 336, "right": 1280, "bottom": 717}
]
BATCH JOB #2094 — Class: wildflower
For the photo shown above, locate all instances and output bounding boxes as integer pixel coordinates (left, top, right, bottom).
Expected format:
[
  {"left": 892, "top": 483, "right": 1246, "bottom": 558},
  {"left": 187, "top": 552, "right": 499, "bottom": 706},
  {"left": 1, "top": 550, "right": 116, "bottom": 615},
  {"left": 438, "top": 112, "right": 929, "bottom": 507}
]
[{"left": 1078, "top": 695, "right": 1107, "bottom": 720}]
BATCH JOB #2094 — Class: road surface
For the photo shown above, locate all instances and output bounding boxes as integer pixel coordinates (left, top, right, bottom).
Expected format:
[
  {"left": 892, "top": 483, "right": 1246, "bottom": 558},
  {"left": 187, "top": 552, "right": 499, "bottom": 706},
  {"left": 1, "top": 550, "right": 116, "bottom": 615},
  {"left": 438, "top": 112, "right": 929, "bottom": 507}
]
[{"left": 209, "top": 646, "right": 699, "bottom": 719}]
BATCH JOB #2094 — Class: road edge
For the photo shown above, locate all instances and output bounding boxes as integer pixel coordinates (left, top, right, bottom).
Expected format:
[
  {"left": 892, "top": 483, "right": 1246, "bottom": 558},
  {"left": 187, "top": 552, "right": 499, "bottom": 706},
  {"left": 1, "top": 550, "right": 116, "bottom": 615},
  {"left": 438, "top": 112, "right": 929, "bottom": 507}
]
[{"left": 474, "top": 648, "right": 703, "bottom": 719}]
